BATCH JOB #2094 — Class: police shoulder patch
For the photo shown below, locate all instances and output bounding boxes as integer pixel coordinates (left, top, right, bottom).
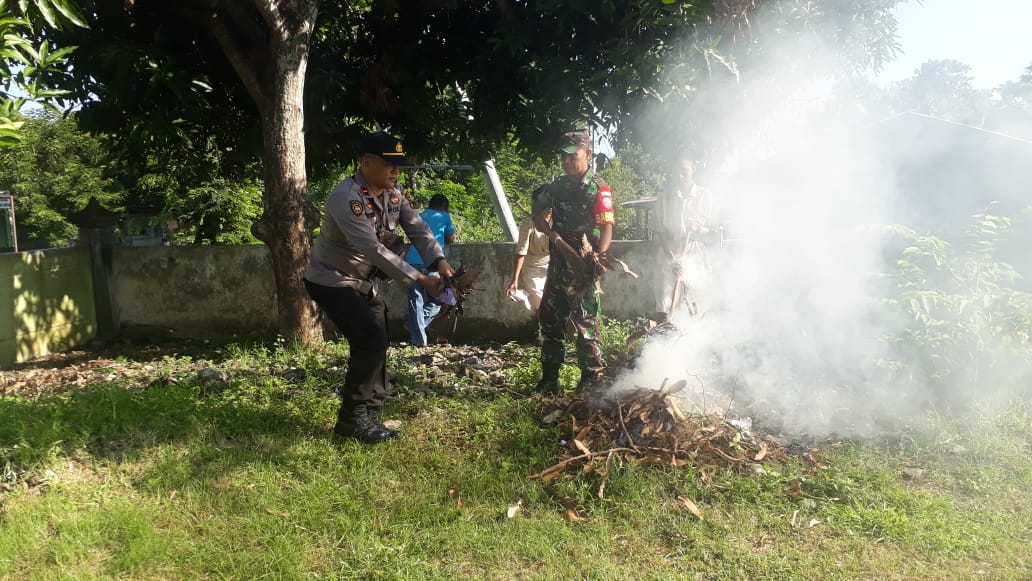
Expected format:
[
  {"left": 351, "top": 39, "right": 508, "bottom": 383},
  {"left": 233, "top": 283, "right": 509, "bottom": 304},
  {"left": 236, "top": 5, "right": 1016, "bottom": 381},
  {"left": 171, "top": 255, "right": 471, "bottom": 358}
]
[{"left": 350, "top": 200, "right": 363, "bottom": 216}]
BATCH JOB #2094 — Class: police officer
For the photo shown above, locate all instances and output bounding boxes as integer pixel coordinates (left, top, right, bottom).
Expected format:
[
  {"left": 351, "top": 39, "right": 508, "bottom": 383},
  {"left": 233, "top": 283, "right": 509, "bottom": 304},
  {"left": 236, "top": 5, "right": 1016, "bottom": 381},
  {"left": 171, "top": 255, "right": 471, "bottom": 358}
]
[
  {"left": 305, "top": 132, "right": 455, "bottom": 443},
  {"left": 531, "top": 130, "right": 615, "bottom": 395}
]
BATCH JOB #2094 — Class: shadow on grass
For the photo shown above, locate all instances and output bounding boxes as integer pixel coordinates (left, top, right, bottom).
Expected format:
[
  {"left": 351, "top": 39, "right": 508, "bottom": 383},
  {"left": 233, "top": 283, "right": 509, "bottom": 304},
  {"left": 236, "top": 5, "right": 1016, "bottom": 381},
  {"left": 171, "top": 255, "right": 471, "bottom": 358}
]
[
  {"left": 4, "top": 337, "right": 252, "bottom": 370},
  {"left": 0, "top": 380, "right": 330, "bottom": 484}
]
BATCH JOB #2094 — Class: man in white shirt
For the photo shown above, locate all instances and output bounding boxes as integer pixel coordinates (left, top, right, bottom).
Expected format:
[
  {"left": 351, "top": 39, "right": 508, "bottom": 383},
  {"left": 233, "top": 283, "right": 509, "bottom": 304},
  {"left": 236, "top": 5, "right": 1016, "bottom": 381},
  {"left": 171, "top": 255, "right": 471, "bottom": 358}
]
[{"left": 651, "top": 158, "right": 716, "bottom": 323}]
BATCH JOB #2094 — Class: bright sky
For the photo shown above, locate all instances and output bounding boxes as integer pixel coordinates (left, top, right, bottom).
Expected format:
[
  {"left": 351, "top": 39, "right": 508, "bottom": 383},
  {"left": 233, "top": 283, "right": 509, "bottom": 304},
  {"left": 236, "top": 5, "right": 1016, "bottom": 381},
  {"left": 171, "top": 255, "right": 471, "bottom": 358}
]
[{"left": 875, "top": 0, "right": 1032, "bottom": 88}]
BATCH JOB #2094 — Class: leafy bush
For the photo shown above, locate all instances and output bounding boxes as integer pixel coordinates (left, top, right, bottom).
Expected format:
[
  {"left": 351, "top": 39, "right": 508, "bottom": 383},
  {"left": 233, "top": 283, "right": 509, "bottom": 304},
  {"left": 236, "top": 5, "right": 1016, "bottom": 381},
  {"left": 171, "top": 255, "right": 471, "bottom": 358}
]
[{"left": 883, "top": 213, "right": 1032, "bottom": 395}]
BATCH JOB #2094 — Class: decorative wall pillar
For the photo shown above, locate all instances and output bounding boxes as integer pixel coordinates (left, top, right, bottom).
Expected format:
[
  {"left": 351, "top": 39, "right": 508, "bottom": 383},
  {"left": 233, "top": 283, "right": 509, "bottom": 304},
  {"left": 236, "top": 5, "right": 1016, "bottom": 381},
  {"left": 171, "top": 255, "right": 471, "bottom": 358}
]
[{"left": 68, "top": 197, "right": 119, "bottom": 340}]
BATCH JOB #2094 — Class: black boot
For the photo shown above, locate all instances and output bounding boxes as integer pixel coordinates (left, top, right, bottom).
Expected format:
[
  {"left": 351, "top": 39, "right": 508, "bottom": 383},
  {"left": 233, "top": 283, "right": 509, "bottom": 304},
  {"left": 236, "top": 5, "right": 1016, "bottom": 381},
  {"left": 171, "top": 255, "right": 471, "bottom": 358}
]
[
  {"left": 333, "top": 405, "right": 398, "bottom": 444},
  {"left": 577, "top": 369, "right": 602, "bottom": 392},
  {"left": 536, "top": 365, "right": 562, "bottom": 397}
]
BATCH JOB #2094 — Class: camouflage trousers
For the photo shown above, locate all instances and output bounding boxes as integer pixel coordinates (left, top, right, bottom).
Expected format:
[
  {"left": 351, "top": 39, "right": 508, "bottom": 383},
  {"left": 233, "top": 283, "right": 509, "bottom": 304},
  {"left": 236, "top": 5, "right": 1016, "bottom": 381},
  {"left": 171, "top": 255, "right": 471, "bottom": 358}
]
[{"left": 537, "top": 276, "right": 604, "bottom": 379}]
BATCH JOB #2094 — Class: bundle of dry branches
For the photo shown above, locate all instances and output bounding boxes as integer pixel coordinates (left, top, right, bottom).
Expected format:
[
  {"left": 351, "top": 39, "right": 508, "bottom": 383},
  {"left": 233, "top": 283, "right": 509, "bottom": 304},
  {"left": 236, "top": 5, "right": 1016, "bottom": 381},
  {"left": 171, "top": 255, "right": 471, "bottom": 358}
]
[
  {"left": 531, "top": 380, "right": 784, "bottom": 483},
  {"left": 553, "top": 234, "right": 638, "bottom": 297}
]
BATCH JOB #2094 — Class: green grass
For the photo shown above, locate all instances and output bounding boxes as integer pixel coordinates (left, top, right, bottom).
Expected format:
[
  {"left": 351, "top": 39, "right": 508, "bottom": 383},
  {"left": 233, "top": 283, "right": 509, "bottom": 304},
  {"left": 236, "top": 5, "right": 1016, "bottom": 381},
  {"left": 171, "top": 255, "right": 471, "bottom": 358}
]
[{"left": 0, "top": 337, "right": 1029, "bottom": 580}]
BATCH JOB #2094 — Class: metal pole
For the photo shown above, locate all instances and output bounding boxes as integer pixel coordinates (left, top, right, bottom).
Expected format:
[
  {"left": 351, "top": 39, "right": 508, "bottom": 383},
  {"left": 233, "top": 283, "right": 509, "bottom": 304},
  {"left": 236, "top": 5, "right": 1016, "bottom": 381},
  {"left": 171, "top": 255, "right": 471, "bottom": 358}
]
[
  {"left": 402, "top": 164, "right": 475, "bottom": 171},
  {"left": 482, "top": 160, "right": 519, "bottom": 242},
  {"left": 10, "top": 196, "right": 17, "bottom": 253}
]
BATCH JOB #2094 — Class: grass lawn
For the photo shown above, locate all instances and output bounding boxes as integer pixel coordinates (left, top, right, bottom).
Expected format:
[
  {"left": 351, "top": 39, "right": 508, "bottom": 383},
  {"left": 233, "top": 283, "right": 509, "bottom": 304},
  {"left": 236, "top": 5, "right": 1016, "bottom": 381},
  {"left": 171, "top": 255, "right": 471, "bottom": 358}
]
[{"left": 0, "top": 336, "right": 1029, "bottom": 580}]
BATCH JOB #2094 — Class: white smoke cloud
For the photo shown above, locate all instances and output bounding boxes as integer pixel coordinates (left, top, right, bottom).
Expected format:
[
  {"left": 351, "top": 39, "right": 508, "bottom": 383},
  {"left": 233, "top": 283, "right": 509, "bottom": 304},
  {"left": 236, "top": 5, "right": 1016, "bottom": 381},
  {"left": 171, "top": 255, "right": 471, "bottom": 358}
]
[{"left": 610, "top": 28, "right": 922, "bottom": 437}]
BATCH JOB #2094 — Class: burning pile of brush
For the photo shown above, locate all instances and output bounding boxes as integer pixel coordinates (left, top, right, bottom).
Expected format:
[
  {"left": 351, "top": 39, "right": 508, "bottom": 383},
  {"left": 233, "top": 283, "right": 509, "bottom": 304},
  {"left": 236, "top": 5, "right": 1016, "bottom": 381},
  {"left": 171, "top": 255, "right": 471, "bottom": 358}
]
[{"left": 531, "top": 379, "right": 785, "bottom": 482}]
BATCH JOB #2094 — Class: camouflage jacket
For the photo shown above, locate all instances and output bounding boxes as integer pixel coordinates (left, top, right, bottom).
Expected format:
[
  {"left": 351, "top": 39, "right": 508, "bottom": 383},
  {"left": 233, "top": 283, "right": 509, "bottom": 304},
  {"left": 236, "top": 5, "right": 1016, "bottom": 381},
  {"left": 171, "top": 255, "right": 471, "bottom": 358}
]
[
  {"left": 533, "top": 170, "right": 614, "bottom": 286},
  {"left": 533, "top": 170, "right": 614, "bottom": 248}
]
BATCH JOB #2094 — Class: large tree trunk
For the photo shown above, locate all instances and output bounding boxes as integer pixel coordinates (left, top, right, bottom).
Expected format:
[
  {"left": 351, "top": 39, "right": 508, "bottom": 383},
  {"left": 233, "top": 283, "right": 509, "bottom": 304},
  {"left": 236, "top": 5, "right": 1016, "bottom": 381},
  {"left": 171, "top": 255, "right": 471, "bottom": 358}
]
[
  {"left": 258, "top": 46, "right": 322, "bottom": 345},
  {"left": 203, "top": 0, "right": 323, "bottom": 345}
]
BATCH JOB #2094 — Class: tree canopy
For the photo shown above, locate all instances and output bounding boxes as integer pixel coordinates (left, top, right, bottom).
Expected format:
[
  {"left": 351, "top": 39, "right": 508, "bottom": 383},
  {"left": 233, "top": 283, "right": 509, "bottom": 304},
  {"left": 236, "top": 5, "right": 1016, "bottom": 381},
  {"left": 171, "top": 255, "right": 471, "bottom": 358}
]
[
  {"left": 0, "top": 111, "right": 117, "bottom": 247},
  {"left": 13, "top": 0, "right": 913, "bottom": 340},
  {"left": 894, "top": 59, "right": 986, "bottom": 125},
  {"left": 46, "top": 1, "right": 912, "bottom": 170}
]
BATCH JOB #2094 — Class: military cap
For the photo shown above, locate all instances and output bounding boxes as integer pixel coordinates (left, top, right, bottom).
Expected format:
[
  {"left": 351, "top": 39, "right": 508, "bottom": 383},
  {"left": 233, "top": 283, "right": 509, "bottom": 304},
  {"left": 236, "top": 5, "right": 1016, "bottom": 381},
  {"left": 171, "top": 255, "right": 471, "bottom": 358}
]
[{"left": 559, "top": 130, "right": 591, "bottom": 154}]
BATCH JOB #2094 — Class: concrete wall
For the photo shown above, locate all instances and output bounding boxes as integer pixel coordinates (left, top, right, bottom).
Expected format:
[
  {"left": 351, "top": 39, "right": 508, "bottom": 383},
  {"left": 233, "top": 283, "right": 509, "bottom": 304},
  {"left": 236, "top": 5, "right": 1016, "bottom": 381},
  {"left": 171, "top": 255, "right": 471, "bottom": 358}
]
[
  {"left": 0, "top": 247, "right": 97, "bottom": 367},
  {"left": 379, "top": 241, "right": 656, "bottom": 341},
  {"left": 106, "top": 241, "right": 659, "bottom": 341},
  {"left": 111, "top": 245, "right": 279, "bottom": 338}
]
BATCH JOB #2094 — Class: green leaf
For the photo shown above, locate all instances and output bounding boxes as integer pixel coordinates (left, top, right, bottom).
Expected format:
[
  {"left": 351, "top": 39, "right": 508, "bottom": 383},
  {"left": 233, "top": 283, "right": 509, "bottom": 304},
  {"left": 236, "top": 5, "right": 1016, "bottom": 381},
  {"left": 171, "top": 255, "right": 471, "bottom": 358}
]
[
  {"left": 33, "top": 0, "right": 59, "bottom": 29},
  {"left": 48, "top": 0, "right": 88, "bottom": 28},
  {"left": 46, "top": 44, "right": 75, "bottom": 61},
  {"left": 0, "top": 48, "right": 30, "bottom": 65},
  {"left": 0, "top": 17, "right": 28, "bottom": 28},
  {"left": 33, "top": 88, "right": 68, "bottom": 98}
]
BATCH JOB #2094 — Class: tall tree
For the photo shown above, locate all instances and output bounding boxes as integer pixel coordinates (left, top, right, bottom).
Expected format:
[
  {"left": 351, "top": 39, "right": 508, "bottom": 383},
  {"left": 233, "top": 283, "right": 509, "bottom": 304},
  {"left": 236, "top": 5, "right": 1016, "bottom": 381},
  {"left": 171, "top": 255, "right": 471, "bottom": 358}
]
[
  {"left": 894, "top": 59, "right": 988, "bottom": 125},
  {"left": 88, "top": 0, "right": 325, "bottom": 344},
  {"left": 0, "top": 112, "right": 120, "bottom": 247},
  {"left": 986, "top": 63, "right": 1032, "bottom": 140}
]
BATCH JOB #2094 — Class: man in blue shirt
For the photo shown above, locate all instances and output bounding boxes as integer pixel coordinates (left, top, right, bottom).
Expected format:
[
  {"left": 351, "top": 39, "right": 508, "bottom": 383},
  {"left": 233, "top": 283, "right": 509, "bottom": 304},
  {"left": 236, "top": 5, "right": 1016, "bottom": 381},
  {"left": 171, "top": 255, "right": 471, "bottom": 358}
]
[{"left": 405, "top": 194, "right": 456, "bottom": 345}]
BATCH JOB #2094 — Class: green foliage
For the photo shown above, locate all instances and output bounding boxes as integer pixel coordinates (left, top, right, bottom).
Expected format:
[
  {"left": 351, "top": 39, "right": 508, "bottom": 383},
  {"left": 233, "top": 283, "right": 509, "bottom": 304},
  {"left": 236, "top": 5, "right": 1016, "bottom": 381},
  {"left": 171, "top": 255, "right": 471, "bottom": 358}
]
[
  {"left": 883, "top": 213, "right": 1032, "bottom": 393},
  {"left": 23, "top": 0, "right": 906, "bottom": 249},
  {"left": 598, "top": 145, "right": 665, "bottom": 238},
  {"left": 986, "top": 63, "right": 1032, "bottom": 140},
  {"left": 885, "top": 59, "right": 1032, "bottom": 141},
  {"left": 0, "top": 111, "right": 120, "bottom": 247},
  {"left": 893, "top": 59, "right": 988, "bottom": 125},
  {"left": 488, "top": 144, "right": 556, "bottom": 220},
  {"left": 0, "top": 111, "right": 263, "bottom": 247},
  {"left": 0, "top": 0, "right": 86, "bottom": 145},
  {"left": 167, "top": 178, "right": 263, "bottom": 245},
  {"left": 399, "top": 141, "right": 556, "bottom": 243},
  {"left": 46, "top": 1, "right": 908, "bottom": 170},
  {"left": 103, "top": 127, "right": 266, "bottom": 246},
  {"left": 405, "top": 140, "right": 664, "bottom": 243}
]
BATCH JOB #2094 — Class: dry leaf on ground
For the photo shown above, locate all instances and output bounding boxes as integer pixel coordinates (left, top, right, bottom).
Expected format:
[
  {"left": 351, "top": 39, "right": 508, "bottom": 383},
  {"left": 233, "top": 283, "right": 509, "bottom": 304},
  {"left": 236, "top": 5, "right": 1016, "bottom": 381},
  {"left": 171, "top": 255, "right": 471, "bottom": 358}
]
[
  {"left": 265, "top": 508, "right": 290, "bottom": 519},
  {"left": 677, "top": 495, "right": 705, "bottom": 519},
  {"left": 506, "top": 499, "right": 523, "bottom": 518},
  {"left": 564, "top": 509, "right": 586, "bottom": 522}
]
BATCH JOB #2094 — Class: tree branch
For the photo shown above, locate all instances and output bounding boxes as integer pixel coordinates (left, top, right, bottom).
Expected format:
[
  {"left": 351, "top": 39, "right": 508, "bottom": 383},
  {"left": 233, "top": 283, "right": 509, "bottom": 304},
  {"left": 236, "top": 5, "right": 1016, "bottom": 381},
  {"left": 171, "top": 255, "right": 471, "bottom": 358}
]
[
  {"left": 253, "top": 0, "right": 318, "bottom": 41},
  {"left": 208, "top": 1, "right": 273, "bottom": 108},
  {"left": 253, "top": 0, "right": 286, "bottom": 42},
  {"left": 159, "top": 0, "right": 271, "bottom": 109}
]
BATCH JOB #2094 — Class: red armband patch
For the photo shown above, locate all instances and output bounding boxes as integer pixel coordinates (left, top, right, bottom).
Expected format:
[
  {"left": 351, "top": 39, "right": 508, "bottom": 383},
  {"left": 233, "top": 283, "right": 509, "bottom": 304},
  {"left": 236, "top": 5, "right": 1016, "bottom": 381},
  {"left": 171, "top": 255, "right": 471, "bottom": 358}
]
[{"left": 593, "top": 185, "right": 615, "bottom": 225}]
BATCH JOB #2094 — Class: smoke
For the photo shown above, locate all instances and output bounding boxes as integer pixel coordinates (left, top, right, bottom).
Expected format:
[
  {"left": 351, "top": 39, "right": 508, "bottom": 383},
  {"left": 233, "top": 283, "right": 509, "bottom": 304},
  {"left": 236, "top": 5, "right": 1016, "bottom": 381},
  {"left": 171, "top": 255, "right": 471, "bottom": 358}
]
[{"left": 610, "top": 25, "right": 949, "bottom": 438}]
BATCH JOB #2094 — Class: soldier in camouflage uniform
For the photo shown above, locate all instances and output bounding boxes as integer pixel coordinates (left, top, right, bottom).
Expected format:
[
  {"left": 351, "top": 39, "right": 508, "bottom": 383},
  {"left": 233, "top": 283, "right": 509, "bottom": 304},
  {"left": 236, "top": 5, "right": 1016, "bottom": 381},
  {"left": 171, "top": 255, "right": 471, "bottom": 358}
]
[
  {"left": 305, "top": 132, "right": 454, "bottom": 443},
  {"left": 531, "top": 130, "right": 615, "bottom": 395}
]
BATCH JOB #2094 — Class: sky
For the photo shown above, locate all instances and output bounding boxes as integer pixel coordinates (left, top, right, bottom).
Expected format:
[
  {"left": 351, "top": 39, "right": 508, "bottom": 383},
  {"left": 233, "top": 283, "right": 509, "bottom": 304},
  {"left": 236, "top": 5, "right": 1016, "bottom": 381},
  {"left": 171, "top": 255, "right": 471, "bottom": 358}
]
[{"left": 875, "top": 0, "right": 1032, "bottom": 88}]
